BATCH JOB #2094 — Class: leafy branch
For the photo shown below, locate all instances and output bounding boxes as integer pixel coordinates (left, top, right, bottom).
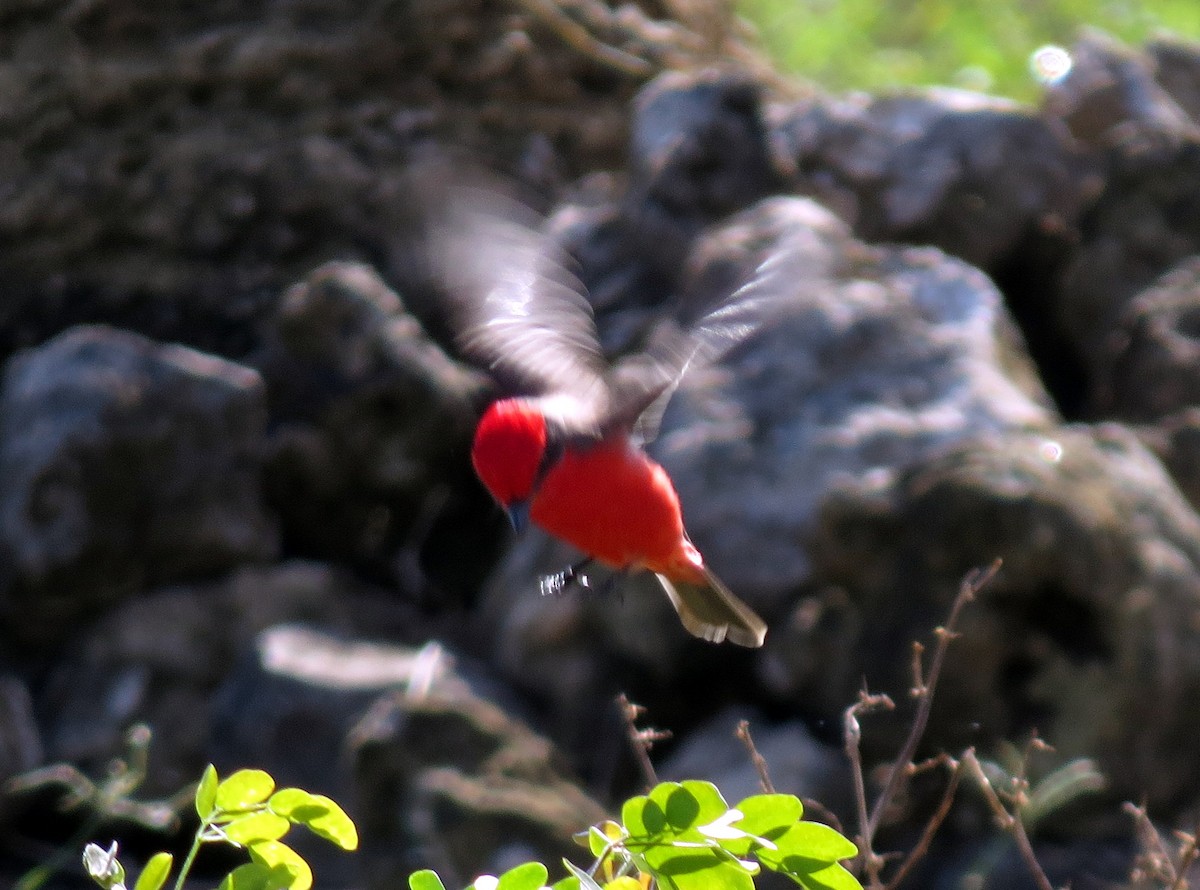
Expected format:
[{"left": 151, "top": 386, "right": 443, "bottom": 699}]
[
  {"left": 82, "top": 766, "right": 358, "bottom": 890},
  {"left": 411, "top": 779, "right": 862, "bottom": 890}
]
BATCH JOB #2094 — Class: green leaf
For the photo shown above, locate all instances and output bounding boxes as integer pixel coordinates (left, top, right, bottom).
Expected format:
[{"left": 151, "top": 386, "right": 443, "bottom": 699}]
[
  {"left": 216, "top": 770, "right": 276, "bottom": 813},
  {"left": 624, "top": 782, "right": 729, "bottom": 842},
  {"left": 791, "top": 861, "right": 863, "bottom": 890},
  {"left": 409, "top": 870, "right": 449, "bottom": 890},
  {"left": 622, "top": 792, "right": 661, "bottom": 838},
  {"left": 757, "top": 821, "right": 858, "bottom": 877},
  {"left": 719, "top": 795, "right": 804, "bottom": 857},
  {"left": 550, "top": 876, "right": 580, "bottom": 890},
  {"left": 562, "top": 859, "right": 605, "bottom": 890},
  {"left": 268, "top": 788, "right": 318, "bottom": 821},
  {"left": 644, "top": 847, "right": 754, "bottom": 890},
  {"left": 196, "top": 765, "right": 219, "bottom": 820},
  {"left": 735, "top": 795, "right": 803, "bottom": 837},
  {"left": 496, "top": 862, "right": 548, "bottom": 890},
  {"left": 267, "top": 789, "right": 357, "bottom": 850},
  {"left": 134, "top": 852, "right": 173, "bottom": 890},
  {"left": 223, "top": 812, "right": 292, "bottom": 845},
  {"left": 217, "top": 862, "right": 296, "bottom": 890},
  {"left": 1024, "top": 758, "right": 1105, "bottom": 827},
  {"left": 248, "top": 840, "right": 313, "bottom": 890},
  {"left": 301, "top": 795, "right": 358, "bottom": 850},
  {"left": 587, "top": 821, "right": 624, "bottom": 858},
  {"left": 673, "top": 782, "right": 729, "bottom": 829},
  {"left": 644, "top": 782, "right": 727, "bottom": 834}
]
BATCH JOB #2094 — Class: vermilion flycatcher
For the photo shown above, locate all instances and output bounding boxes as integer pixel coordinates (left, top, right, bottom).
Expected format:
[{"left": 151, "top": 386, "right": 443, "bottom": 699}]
[{"left": 436, "top": 191, "right": 769, "bottom": 647}]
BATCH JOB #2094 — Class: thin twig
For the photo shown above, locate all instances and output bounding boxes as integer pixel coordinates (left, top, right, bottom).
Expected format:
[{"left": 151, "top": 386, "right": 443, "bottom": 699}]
[
  {"left": 865, "top": 560, "right": 1000, "bottom": 843},
  {"left": 845, "top": 689, "right": 895, "bottom": 886},
  {"left": 964, "top": 749, "right": 1056, "bottom": 890},
  {"left": 736, "top": 720, "right": 776, "bottom": 794},
  {"left": 1169, "top": 825, "right": 1200, "bottom": 890},
  {"left": 884, "top": 755, "right": 962, "bottom": 890},
  {"left": 616, "top": 694, "right": 670, "bottom": 790},
  {"left": 1124, "top": 802, "right": 1176, "bottom": 887}
]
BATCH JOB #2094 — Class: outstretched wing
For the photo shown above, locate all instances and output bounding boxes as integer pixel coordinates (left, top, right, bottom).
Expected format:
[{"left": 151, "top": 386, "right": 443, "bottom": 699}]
[
  {"left": 431, "top": 186, "right": 612, "bottom": 435},
  {"left": 606, "top": 239, "right": 798, "bottom": 442}
]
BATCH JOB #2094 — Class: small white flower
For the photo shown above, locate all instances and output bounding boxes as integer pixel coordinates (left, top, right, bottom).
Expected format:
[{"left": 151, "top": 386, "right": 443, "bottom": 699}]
[
  {"left": 82, "top": 842, "right": 126, "bottom": 890},
  {"left": 473, "top": 875, "right": 500, "bottom": 890}
]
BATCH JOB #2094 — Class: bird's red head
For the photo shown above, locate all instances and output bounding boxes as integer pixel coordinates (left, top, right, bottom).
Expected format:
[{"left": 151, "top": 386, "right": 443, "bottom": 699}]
[{"left": 471, "top": 399, "right": 548, "bottom": 510}]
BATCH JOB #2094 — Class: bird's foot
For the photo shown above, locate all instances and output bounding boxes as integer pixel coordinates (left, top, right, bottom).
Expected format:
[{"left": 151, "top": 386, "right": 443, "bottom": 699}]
[{"left": 539, "top": 559, "right": 593, "bottom": 597}]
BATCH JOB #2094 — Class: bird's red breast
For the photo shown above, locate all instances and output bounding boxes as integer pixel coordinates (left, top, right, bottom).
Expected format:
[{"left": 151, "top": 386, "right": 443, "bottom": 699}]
[{"left": 529, "top": 438, "right": 702, "bottom": 580}]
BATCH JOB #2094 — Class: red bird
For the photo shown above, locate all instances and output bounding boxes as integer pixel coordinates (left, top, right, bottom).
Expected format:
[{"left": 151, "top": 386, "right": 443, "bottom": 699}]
[{"left": 436, "top": 191, "right": 770, "bottom": 647}]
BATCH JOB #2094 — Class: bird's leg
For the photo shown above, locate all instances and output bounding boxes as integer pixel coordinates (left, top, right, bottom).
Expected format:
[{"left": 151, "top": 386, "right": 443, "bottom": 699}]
[{"left": 539, "top": 558, "right": 595, "bottom": 597}]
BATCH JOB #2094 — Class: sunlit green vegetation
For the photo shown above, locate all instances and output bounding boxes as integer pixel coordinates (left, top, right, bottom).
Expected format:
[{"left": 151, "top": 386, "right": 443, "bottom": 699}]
[{"left": 735, "top": 0, "right": 1200, "bottom": 99}]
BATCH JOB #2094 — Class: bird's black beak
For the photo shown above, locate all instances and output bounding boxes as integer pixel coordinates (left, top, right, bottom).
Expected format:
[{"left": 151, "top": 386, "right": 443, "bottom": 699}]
[{"left": 506, "top": 501, "right": 530, "bottom": 534}]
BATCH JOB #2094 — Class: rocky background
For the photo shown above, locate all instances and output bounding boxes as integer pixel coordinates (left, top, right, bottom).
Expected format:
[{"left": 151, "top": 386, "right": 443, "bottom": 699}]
[{"left": 3, "top": 1, "right": 1200, "bottom": 888}]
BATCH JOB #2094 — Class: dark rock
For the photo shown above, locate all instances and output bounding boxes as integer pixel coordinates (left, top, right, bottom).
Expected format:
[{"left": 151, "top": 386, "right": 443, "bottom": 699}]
[
  {"left": 771, "top": 85, "right": 1099, "bottom": 414},
  {"left": 1138, "top": 407, "right": 1200, "bottom": 513},
  {"left": 1097, "top": 258, "right": 1200, "bottom": 420},
  {"left": 1044, "top": 29, "right": 1200, "bottom": 150},
  {"left": 548, "top": 68, "right": 784, "bottom": 337},
  {"left": 0, "top": 0, "right": 739, "bottom": 359},
  {"left": 0, "top": 676, "right": 41, "bottom": 785},
  {"left": 0, "top": 325, "right": 278, "bottom": 646},
  {"left": 209, "top": 627, "right": 604, "bottom": 888},
  {"left": 253, "top": 261, "right": 498, "bottom": 599},
  {"left": 766, "top": 424, "right": 1200, "bottom": 815},
  {"left": 38, "top": 562, "right": 364, "bottom": 798},
  {"left": 774, "top": 87, "right": 1095, "bottom": 270},
  {"left": 1046, "top": 33, "right": 1200, "bottom": 412},
  {"left": 1148, "top": 35, "right": 1200, "bottom": 125},
  {"left": 628, "top": 70, "right": 783, "bottom": 249}
]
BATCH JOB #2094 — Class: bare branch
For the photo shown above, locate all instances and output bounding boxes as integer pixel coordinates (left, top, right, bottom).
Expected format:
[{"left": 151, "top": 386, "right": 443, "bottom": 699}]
[
  {"left": 964, "top": 749, "right": 1056, "bottom": 890},
  {"left": 846, "top": 690, "right": 895, "bottom": 886},
  {"left": 1169, "top": 825, "right": 1200, "bottom": 890},
  {"left": 884, "top": 755, "right": 962, "bottom": 890},
  {"left": 866, "top": 560, "right": 1000, "bottom": 842},
  {"left": 736, "top": 720, "right": 776, "bottom": 794},
  {"left": 616, "top": 694, "right": 670, "bottom": 790},
  {"left": 1125, "top": 802, "right": 1176, "bottom": 887}
]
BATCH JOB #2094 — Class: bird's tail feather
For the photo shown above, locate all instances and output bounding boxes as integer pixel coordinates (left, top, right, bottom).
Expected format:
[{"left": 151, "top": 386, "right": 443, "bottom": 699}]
[{"left": 655, "top": 570, "right": 767, "bottom": 648}]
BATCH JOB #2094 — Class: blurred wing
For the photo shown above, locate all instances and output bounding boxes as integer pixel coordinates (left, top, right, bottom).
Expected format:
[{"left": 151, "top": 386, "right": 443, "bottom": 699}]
[
  {"left": 607, "top": 238, "right": 800, "bottom": 442},
  {"left": 432, "top": 187, "right": 611, "bottom": 431}
]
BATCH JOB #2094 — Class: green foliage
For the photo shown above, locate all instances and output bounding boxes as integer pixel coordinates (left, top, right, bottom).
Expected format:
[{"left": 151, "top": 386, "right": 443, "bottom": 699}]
[
  {"left": 410, "top": 781, "right": 862, "bottom": 890},
  {"left": 736, "top": 0, "right": 1200, "bottom": 100},
  {"left": 83, "top": 766, "right": 358, "bottom": 890}
]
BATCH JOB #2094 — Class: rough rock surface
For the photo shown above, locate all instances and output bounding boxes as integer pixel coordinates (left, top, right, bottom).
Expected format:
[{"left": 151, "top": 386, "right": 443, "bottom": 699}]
[
  {"left": 775, "top": 88, "right": 1095, "bottom": 272},
  {"left": 0, "top": 325, "right": 277, "bottom": 645},
  {"left": 37, "top": 562, "right": 365, "bottom": 797},
  {"left": 769, "top": 424, "right": 1200, "bottom": 814},
  {"left": 344, "top": 640, "right": 606, "bottom": 888},
  {"left": 1097, "top": 257, "right": 1200, "bottom": 420},
  {"left": 253, "top": 261, "right": 495, "bottom": 597},
  {"left": 0, "top": 0, "right": 748, "bottom": 360}
]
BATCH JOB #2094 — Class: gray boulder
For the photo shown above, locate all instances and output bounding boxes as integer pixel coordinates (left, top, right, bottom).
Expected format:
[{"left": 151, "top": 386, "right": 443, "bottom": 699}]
[
  {"left": 768, "top": 424, "right": 1200, "bottom": 814},
  {"left": 0, "top": 325, "right": 277, "bottom": 645}
]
